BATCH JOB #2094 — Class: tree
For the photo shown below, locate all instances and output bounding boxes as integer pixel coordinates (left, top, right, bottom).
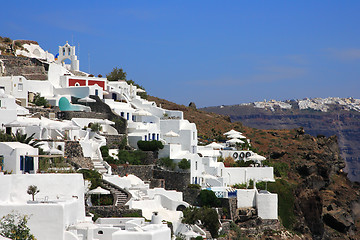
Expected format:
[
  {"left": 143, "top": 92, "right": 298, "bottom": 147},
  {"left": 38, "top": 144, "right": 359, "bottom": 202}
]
[
  {"left": 106, "top": 67, "right": 127, "bottom": 81},
  {"left": 27, "top": 185, "right": 39, "bottom": 201},
  {"left": 198, "top": 189, "right": 220, "bottom": 208},
  {"left": 182, "top": 206, "right": 220, "bottom": 238},
  {"left": 0, "top": 211, "right": 36, "bottom": 240},
  {"left": 178, "top": 158, "right": 190, "bottom": 170}
]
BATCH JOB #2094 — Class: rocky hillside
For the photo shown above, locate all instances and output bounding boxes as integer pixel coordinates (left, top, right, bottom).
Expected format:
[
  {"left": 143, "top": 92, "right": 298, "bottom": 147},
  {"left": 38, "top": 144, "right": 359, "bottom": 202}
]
[
  {"left": 148, "top": 96, "right": 360, "bottom": 239},
  {"left": 201, "top": 102, "right": 360, "bottom": 183}
]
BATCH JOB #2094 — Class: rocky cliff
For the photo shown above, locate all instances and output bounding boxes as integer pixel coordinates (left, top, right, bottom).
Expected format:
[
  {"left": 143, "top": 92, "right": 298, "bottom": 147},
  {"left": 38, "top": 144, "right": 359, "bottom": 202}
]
[
  {"left": 148, "top": 96, "right": 360, "bottom": 239},
  {"left": 201, "top": 103, "right": 360, "bottom": 183}
]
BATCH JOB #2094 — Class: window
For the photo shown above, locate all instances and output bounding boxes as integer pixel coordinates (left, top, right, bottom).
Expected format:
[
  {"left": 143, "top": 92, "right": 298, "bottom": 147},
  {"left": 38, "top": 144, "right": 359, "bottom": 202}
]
[
  {"left": 132, "top": 115, "right": 135, "bottom": 121},
  {"left": 68, "top": 48, "right": 71, "bottom": 55},
  {"left": 75, "top": 82, "right": 80, "bottom": 86},
  {"left": 63, "top": 48, "right": 65, "bottom": 55},
  {"left": 121, "top": 112, "right": 124, "bottom": 117},
  {"left": 98, "top": 230, "right": 103, "bottom": 235},
  {"left": 157, "top": 134, "right": 159, "bottom": 141},
  {"left": 195, "top": 161, "right": 197, "bottom": 170},
  {"left": 126, "top": 113, "right": 129, "bottom": 120},
  {"left": 144, "top": 135, "right": 147, "bottom": 141},
  {"left": 18, "top": 83, "right": 23, "bottom": 91},
  {"left": 95, "top": 89, "right": 98, "bottom": 96},
  {"left": 152, "top": 133, "right": 155, "bottom": 140},
  {"left": 148, "top": 133, "right": 151, "bottom": 140}
]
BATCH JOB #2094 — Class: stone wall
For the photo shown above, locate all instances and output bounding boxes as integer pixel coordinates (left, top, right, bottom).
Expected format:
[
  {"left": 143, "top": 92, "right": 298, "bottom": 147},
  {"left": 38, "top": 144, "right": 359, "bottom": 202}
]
[
  {"left": 0, "top": 55, "right": 48, "bottom": 80},
  {"left": 27, "top": 106, "right": 59, "bottom": 118},
  {"left": 86, "top": 206, "right": 142, "bottom": 218},
  {"left": 69, "top": 157, "right": 93, "bottom": 169},
  {"left": 153, "top": 168, "right": 190, "bottom": 192},
  {"left": 65, "top": 141, "right": 84, "bottom": 158},
  {"left": 183, "top": 187, "right": 201, "bottom": 206},
  {"left": 102, "top": 134, "right": 127, "bottom": 149},
  {"left": 72, "top": 95, "right": 127, "bottom": 134},
  {"left": 114, "top": 165, "right": 154, "bottom": 180}
]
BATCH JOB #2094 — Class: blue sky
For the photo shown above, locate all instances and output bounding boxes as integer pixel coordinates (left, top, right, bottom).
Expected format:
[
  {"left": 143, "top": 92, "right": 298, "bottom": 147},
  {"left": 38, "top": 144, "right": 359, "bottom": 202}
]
[{"left": 1, "top": 1, "right": 360, "bottom": 107}]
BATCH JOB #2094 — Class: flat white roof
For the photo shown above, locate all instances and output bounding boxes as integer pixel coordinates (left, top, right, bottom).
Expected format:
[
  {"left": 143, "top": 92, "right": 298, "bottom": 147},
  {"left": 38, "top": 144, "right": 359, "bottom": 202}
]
[{"left": 0, "top": 142, "right": 35, "bottom": 149}]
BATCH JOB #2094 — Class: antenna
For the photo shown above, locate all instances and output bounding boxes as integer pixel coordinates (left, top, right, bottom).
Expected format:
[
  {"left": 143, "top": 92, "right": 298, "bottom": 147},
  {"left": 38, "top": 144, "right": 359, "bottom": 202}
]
[{"left": 88, "top": 52, "right": 90, "bottom": 73}]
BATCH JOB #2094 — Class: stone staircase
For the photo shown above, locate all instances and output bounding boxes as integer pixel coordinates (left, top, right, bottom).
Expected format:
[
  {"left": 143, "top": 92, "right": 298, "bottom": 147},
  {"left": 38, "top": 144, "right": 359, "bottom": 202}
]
[
  {"left": 92, "top": 159, "right": 107, "bottom": 174},
  {"left": 102, "top": 179, "right": 132, "bottom": 206}
]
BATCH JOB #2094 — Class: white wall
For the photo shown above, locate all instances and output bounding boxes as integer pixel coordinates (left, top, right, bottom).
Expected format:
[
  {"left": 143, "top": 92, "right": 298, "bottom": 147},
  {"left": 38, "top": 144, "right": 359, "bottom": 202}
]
[
  {"left": 224, "top": 167, "right": 274, "bottom": 185},
  {"left": 236, "top": 189, "right": 256, "bottom": 208},
  {"left": 256, "top": 191, "right": 278, "bottom": 220},
  {"left": 0, "top": 174, "right": 85, "bottom": 240}
]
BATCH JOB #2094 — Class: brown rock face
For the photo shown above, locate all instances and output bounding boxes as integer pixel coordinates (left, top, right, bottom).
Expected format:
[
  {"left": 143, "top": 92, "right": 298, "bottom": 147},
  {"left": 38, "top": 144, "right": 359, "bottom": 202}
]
[{"left": 202, "top": 104, "right": 360, "bottom": 182}]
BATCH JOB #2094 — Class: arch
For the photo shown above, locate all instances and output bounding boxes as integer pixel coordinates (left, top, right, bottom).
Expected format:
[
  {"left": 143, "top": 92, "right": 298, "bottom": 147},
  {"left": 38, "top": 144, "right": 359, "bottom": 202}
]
[
  {"left": 176, "top": 204, "right": 186, "bottom": 211},
  {"left": 32, "top": 48, "right": 41, "bottom": 57}
]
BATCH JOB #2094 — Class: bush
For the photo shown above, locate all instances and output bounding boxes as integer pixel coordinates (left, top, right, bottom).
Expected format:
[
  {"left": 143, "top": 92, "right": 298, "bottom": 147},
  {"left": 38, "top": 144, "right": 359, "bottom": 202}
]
[
  {"left": 223, "top": 156, "right": 235, "bottom": 167},
  {"left": 188, "top": 184, "right": 201, "bottom": 189},
  {"left": 33, "top": 93, "right": 49, "bottom": 107},
  {"left": 0, "top": 211, "right": 35, "bottom": 240},
  {"left": 182, "top": 206, "right": 220, "bottom": 238},
  {"left": 198, "top": 190, "right": 220, "bottom": 208},
  {"left": 137, "top": 140, "right": 164, "bottom": 151},
  {"left": 78, "top": 169, "right": 102, "bottom": 189},
  {"left": 90, "top": 123, "right": 102, "bottom": 132},
  {"left": 178, "top": 158, "right": 190, "bottom": 170},
  {"left": 117, "top": 150, "right": 146, "bottom": 165},
  {"left": 266, "top": 179, "right": 295, "bottom": 229},
  {"left": 272, "top": 162, "right": 289, "bottom": 177},
  {"left": 158, "top": 157, "right": 176, "bottom": 170}
]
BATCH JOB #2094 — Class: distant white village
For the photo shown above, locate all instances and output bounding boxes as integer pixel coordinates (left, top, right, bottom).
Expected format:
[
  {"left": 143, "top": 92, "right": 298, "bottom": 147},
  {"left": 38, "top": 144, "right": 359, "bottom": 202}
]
[
  {"left": 240, "top": 97, "right": 360, "bottom": 112},
  {"left": 0, "top": 41, "right": 277, "bottom": 240}
]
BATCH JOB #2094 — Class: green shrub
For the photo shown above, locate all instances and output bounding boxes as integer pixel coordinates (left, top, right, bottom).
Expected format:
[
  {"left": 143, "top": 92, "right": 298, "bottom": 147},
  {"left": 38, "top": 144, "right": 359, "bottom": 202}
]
[
  {"left": 90, "top": 123, "right": 102, "bottom": 132},
  {"left": 182, "top": 206, "right": 220, "bottom": 238},
  {"left": 158, "top": 157, "right": 176, "bottom": 170},
  {"left": 0, "top": 211, "right": 35, "bottom": 240},
  {"left": 33, "top": 93, "right": 49, "bottom": 107},
  {"left": 78, "top": 169, "right": 102, "bottom": 189},
  {"left": 178, "top": 158, "right": 190, "bottom": 170},
  {"left": 117, "top": 150, "right": 146, "bottom": 165},
  {"left": 266, "top": 179, "right": 296, "bottom": 229},
  {"left": 272, "top": 162, "right": 289, "bottom": 177},
  {"left": 198, "top": 189, "right": 220, "bottom": 208},
  {"left": 188, "top": 184, "right": 201, "bottom": 189},
  {"left": 137, "top": 140, "right": 164, "bottom": 151}
]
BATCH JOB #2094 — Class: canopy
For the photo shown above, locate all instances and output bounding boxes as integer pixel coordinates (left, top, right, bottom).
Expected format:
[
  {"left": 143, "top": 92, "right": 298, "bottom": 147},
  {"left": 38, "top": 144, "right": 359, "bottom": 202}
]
[
  {"left": 227, "top": 133, "right": 246, "bottom": 139},
  {"left": 224, "top": 129, "right": 241, "bottom": 135},
  {"left": 226, "top": 138, "right": 245, "bottom": 144},
  {"left": 247, "top": 153, "right": 266, "bottom": 161},
  {"left": 136, "top": 88, "right": 146, "bottom": 93},
  {"left": 78, "top": 97, "right": 96, "bottom": 103},
  {"left": 133, "top": 109, "right": 151, "bottom": 116},
  {"left": 205, "top": 142, "right": 224, "bottom": 149},
  {"left": 4, "top": 120, "right": 28, "bottom": 127},
  {"left": 164, "top": 130, "right": 179, "bottom": 137},
  {"left": 47, "top": 148, "right": 63, "bottom": 155},
  {"left": 88, "top": 186, "right": 111, "bottom": 195}
]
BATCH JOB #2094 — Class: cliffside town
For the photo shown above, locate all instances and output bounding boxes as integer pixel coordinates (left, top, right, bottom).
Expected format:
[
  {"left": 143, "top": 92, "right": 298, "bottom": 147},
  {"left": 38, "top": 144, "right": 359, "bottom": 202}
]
[{"left": 0, "top": 37, "right": 359, "bottom": 240}]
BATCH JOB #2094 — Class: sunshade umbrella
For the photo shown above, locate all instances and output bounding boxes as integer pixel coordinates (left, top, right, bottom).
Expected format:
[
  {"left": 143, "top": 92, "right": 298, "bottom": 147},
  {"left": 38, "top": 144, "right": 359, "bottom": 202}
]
[
  {"left": 47, "top": 148, "right": 63, "bottom": 155},
  {"left": 136, "top": 88, "right": 146, "bottom": 93},
  {"left": 164, "top": 130, "right": 179, "bottom": 144},
  {"left": 226, "top": 138, "right": 245, "bottom": 144},
  {"left": 97, "top": 119, "right": 115, "bottom": 125},
  {"left": 227, "top": 133, "right": 246, "bottom": 139},
  {"left": 224, "top": 129, "right": 241, "bottom": 135},
  {"left": 247, "top": 153, "right": 266, "bottom": 161},
  {"left": 78, "top": 97, "right": 96, "bottom": 103},
  {"left": 88, "top": 186, "right": 111, "bottom": 205},
  {"left": 4, "top": 120, "right": 28, "bottom": 127},
  {"left": 260, "top": 177, "right": 275, "bottom": 191},
  {"left": 133, "top": 109, "right": 151, "bottom": 116},
  {"left": 205, "top": 142, "right": 224, "bottom": 149}
]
